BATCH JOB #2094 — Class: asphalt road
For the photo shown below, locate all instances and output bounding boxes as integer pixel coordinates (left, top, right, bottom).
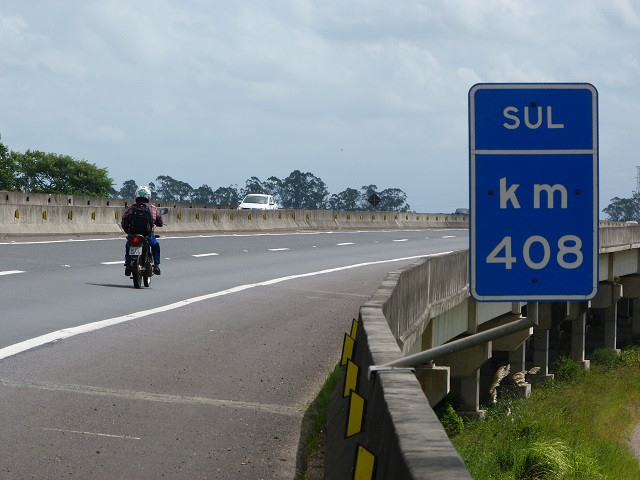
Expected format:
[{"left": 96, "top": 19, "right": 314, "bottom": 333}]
[{"left": 0, "top": 229, "right": 468, "bottom": 479}]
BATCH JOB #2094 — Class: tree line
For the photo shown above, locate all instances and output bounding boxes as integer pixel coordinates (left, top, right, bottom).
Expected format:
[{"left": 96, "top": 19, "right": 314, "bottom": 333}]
[
  {"left": 114, "top": 172, "right": 412, "bottom": 212},
  {"left": 602, "top": 192, "right": 640, "bottom": 222},
  {"left": 0, "top": 141, "right": 411, "bottom": 211}
]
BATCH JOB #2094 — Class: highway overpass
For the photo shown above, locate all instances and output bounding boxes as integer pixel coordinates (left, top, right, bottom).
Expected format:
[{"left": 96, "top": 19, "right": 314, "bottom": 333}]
[{"left": 1, "top": 190, "right": 638, "bottom": 478}]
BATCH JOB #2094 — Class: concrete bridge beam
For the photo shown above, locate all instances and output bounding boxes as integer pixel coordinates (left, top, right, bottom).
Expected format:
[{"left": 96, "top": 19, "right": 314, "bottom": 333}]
[{"left": 415, "top": 364, "right": 450, "bottom": 407}]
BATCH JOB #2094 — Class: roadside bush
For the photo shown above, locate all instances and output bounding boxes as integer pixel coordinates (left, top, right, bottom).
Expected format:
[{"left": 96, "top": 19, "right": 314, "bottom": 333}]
[
  {"left": 436, "top": 403, "right": 464, "bottom": 437},
  {"left": 513, "top": 440, "right": 570, "bottom": 479},
  {"left": 589, "top": 348, "right": 620, "bottom": 370},
  {"left": 554, "top": 356, "right": 586, "bottom": 383}
]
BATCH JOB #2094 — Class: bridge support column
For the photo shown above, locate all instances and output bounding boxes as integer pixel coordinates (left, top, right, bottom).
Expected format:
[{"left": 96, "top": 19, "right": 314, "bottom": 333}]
[
  {"left": 634, "top": 300, "right": 640, "bottom": 343},
  {"left": 505, "top": 343, "right": 531, "bottom": 398},
  {"left": 571, "top": 312, "right": 590, "bottom": 369},
  {"left": 592, "top": 282, "right": 623, "bottom": 352},
  {"left": 460, "top": 370, "right": 484, "bottom": 418},
  {"left": 603, "top": 304, "right": 619, "bottom": 352},
  {"left": 532, "top": 327, "right": 554, "bottom": 383},
  {"left": 622, "top": 276, "right": 640, "bottom": 343}
]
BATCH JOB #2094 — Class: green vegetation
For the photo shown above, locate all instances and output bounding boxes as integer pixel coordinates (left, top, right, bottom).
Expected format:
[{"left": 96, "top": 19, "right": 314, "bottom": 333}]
[
  {"left": 120, "top": 173, "right": 412, "bottom": 211},
  {"left": 297, "top": 363, "right": 344, "bottom": 479},
  {"left": 449, "top": 348, "right": 640, "bottom": 479},
  {"left": 0, "top": 141, "right": 113, "bottom": 197}
]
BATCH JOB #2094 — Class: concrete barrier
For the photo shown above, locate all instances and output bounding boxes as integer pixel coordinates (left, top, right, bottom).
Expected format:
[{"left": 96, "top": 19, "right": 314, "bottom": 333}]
[
  {"left": 0, "top": 191, "right": 468, "bottom": 237},
  {"left": 326, "top": 252, "right": 472, "bottom": 479}
]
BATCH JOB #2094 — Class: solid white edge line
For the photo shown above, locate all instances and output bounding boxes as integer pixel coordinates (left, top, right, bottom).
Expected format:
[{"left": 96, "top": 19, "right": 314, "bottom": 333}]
[
  {"left": 0, "top": 252, "right": 453, "bottom": 361},
  {"left": 0, "top": 270, "right": 25, "bottom": 276}
]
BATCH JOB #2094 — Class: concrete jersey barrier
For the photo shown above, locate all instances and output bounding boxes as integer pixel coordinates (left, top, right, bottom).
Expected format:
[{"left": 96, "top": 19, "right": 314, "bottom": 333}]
[{"left": 0, "top": 191, "right": 469, "bottom": 236}]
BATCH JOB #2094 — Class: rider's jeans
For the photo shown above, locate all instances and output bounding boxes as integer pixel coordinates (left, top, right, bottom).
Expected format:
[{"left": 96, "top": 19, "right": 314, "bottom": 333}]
[{"left": 125, "top": 234, "right": 161, "bottom": 265}]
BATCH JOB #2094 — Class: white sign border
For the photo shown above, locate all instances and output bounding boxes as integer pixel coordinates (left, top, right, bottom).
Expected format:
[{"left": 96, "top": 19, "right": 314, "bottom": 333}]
[{"left": 469, "top": 83, "right": 599, "bottom": 302}]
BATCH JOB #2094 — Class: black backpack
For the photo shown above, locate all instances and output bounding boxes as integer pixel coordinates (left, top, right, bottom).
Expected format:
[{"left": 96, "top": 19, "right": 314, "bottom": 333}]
[{"left": 126, "top": 203, "right": 153, "bottom": 235}]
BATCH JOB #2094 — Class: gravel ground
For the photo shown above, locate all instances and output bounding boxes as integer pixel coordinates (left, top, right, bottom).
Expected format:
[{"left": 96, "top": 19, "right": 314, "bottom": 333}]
[{"left": 630, "top": 422, "right": 640, "bottom": 461}]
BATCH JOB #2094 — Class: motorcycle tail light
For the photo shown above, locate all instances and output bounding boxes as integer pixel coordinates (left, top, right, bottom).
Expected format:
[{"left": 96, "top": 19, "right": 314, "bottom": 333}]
[{"left": 131, "top": 236, "right": 142, "bottom": 244}]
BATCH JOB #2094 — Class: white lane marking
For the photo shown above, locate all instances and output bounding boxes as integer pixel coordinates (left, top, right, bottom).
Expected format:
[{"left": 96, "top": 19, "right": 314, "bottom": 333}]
[
  {"left": 43, "top": 427, "right": 141, "bottom": 441},
  {"left": 0, "top": 228, "right": 450, "bottom": 246},
  {"left": 268, "top": 248, "right": 290, "bottom": 251},
  {"left": 442, "top": 235, "right": 456, "bottom": 238},
  {"left": 192, "top": 253, "right": 219, "bottom": 257},
  {"left": 0, "top": 252, "right": 453, "bottom": 361},
  {"left": 0, "top": 379, "right": 301, "bottom": 417},
  {"left": 101, "top": 261, "right": 124, "bottom": 265},
  {"left": 0, "top": 270, "right": 25, "bottom": 276},
  {"left": 393, "top": 239, "right": 409, "bottom": 242},
  {"left": 336, "top": 242, "right": 355, "bottom": 246}
]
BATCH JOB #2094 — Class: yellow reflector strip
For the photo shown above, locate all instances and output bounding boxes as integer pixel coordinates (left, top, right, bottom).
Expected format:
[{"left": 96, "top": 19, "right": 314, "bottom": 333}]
[
  {"left": 343, "top": 359, "right": 358, "bottom": 398},
  {"left": 346, "top": 391, "right": 365, "bottom": 437},
  {"left": 353, "top": 445, "right": 376, "bottom": 480}
]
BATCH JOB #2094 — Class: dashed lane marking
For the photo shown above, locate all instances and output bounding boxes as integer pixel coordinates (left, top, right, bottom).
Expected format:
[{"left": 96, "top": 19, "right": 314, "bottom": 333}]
[
  {"left": 43, "top": 427, "right": 141, "bottom": 441},
  {"left": 0, "top": 270, "right": 25, "bottom": 276},
  {"left": 192, "top": 253, "right": 220, "bottom": 257},
  {"left": 0, "top": 378, "right": 301, "bottom": 417}
]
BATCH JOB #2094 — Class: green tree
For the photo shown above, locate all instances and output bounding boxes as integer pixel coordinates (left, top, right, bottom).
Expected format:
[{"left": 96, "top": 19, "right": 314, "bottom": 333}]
[
  {"left": 241, "top": 176, "right": 266, "bottom": 197},
  {"left": 154, "top": 175, "right": 193, "bottom": 202},
  {"left": 12, "top": 150, "right": 113, "bottom": 196},
  {"left": 118, "top": 179, "right": 138, "bottom": 199},
  {"left": 212, "top": 185, "right": 240, "bottom": 206},
  {"left": 279, "top": 170, "right": 329, "bottom": 209},
  {"left": 378, "top": 187, "right": 411, "bottom": 212},
  {"left": 329, "top": 188, "right": 361, "bottom": 211},
  {"left": 191, "top": 184, "right": 215, "bottom": 204},
  {"left": 602, "top": 194, "right": 640, "bottom": 222},
  {"left": 359, "top": 184, "right": 380, "bottom": 211},
  {"left": 0, "top": 142, "right": 18, "bottom": 191}
]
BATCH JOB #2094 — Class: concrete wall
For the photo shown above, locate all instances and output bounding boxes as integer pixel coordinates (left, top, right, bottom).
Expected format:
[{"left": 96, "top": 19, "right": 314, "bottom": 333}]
[{"left": 0, "top": 190, "right": 468, "bottom": 237}]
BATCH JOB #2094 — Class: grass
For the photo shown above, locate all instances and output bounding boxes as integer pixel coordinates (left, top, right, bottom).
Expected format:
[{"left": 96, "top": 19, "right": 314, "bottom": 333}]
[
  {"left": 448, "top": 347, "right": 640, "bottom": 479},
  {"left": 296, "top": 363, "right": 344, "bottom": 480}
]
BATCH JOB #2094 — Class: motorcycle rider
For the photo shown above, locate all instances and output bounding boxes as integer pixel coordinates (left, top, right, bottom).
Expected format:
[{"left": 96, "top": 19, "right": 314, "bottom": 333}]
[{"left": 121, "top": 186, "right": 164, "bottom": 276}]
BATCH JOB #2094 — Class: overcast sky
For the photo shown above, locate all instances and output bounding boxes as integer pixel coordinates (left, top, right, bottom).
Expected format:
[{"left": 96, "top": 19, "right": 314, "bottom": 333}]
[{"left": 1, "top": 0, "right": 639, "bottom": 213}]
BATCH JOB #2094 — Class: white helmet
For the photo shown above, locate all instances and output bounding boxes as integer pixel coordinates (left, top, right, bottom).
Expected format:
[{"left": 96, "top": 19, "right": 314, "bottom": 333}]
[{"left": 135, "top": 185, "right": 151, "bottom": 201}]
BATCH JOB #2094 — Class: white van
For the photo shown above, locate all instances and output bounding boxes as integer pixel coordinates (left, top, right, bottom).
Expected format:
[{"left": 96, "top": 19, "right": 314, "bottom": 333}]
[{"left": 237, "top": 194, "right": 278, "bottom": 210}]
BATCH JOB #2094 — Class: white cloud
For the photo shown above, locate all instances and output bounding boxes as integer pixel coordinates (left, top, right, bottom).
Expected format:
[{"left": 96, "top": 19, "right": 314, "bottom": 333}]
[{"left": 0, "top": 0, "right": 638, "bottom": 213}]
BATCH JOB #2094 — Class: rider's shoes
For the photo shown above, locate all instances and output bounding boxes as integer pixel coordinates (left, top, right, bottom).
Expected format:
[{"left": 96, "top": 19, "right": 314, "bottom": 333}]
[
  {"left": 124, "top": 266, "right": 131, "bottom": 276},
  {"left": 153, "top": 265, "right": 161, "bottom": 275}
]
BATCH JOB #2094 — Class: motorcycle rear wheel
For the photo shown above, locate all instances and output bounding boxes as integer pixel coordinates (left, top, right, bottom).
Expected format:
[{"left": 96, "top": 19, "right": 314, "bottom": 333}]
[
  {"left": 132, "top": 258, "right": 142, "bottom": 289},
  {"left": 143, "top": 263, "right": 152, "bottom": 287}
]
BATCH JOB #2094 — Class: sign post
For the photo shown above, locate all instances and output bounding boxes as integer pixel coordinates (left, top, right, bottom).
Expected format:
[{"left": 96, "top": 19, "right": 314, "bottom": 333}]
[{"left": 469, "top": 83, "right": 598, "bottom": 301}]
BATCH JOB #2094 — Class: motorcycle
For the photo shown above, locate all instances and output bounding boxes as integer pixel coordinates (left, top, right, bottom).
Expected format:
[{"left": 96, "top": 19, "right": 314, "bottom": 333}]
[
  {"left": 126, "top": 234, "right": 157, "bottom": 289},
  {"left": 126, "top": 207, "right": 168, "bottom": 289}
]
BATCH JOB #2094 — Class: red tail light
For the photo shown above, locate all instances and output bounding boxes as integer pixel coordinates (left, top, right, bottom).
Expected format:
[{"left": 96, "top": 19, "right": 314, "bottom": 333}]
[{"left": 131, "top": 236, "right": 142, "bottom": 244}]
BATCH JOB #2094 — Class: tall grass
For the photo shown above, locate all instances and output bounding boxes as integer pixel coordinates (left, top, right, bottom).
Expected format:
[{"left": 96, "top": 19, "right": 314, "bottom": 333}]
[{"left": 449, "top": 347, "right": 640, "bottom": 479}]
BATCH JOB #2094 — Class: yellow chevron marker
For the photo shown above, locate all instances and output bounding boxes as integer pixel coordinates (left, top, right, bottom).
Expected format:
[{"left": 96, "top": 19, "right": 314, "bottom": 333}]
[
  {"left": 341, "top": 333, "right": 355, "bottom": 366},
  {"left": 350, "top": 318, "right": 358, "bottom": 339},
  {"left": 343, "top": 359, "right": 359, "bottom": 398},
  {"left": 346, "top": 391, "right": 365, "bottom": 437},
  {"left": 353, "top": 445, "right": 376, "bottom": 480}
]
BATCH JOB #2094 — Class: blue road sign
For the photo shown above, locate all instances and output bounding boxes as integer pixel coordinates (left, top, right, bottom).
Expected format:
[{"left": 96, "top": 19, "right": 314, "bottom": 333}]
[{"left": 469, "top": 83, "right": 598, "bottom": 301}]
